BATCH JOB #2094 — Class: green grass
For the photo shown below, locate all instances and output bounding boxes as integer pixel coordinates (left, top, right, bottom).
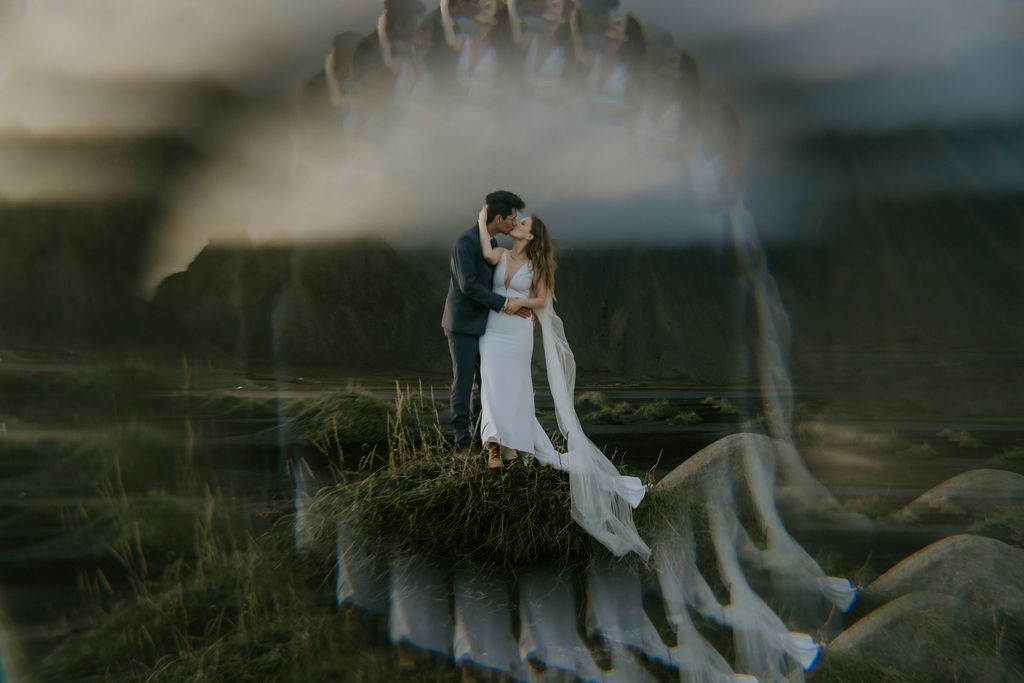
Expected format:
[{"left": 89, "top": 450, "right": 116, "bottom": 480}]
[
  {"left": 284, "top": 386, "right": 447, "bottom": 456},
  {"left": 574, "top": 392, "right": 637, "bottom": 425},
  {"left": 842, "top": 496, "right": 900, "bottom": 521},
  {"left": 286, "top": 389, "right": 395, "bottom": 446},
  {"left": 35, "top": 383, "right": 978, "bottom": 682},
  {"left": 990, "top": 445, "right": 1024, "bottom": 465},
  {"left": 315, "top": 451, "right": 601, "bottom": 572},
  {"left": 0, "top": 360, "right": 181, "bottom": 425},
  {"left": 672, "top": 409, "right": 702, "bottom": 425},
  {"left": 968, "top": 512, "right": 1024, "bottom": 547},
  {"left": 701, "top": 396, "right": 741, "bottom": 415},
  {"left": 304, "top": 387, "right": 720, "bottom": 575},
  {"left": 35, "top": 395, "right": 712, "bottom": 681},
  {"left": 636, "top": 399, "right": 704, "bottom": 426},
  {"left": 192, "top": 390, "right": 278, "bottom": 420},
  {"left": 574, "top": 391, "right": 613, "bottom": 413},
  {"left": 641, "top": 399, "right": 677, "bottom": 421},
  {"left": 794, "top": 422, "right": 909, "bottom": 454},
  {"left": 936, "top": 428, "right": 983, "bottom": 449},
  {"left": 62, "top": 427, "right": 187, "bottom": 493},
  {"left": 39, "top": 515, "right": 456, "bottom": 683},
  {"left": 811, "top": 649, "right": 923, "bottom": 682}
]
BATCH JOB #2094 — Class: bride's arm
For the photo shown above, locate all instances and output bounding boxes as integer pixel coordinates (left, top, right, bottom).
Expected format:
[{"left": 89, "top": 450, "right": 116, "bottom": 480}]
[
  {"left": 478, "top": 205, "right": 503, "bottom": 265},
  {"left": 505, "top": 276, "right": 548, "bottom": 313}
]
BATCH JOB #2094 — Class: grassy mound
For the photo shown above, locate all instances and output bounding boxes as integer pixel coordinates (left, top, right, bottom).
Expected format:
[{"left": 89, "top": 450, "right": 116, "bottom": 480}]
[
  {"left": 311, "top": 419, "right": 704, "bottom": 574},
  {"left": 285, "top": 386, "right": 446, "bottom": 451},
  {"left": 316, "top": 450, "right": 599, "bottom": 572},
  {"left": 286, "top": 390, "right": 395, "bottom": 445}
]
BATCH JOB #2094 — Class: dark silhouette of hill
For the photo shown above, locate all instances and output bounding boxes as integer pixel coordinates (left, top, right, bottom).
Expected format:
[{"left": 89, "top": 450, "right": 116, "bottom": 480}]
[{"left": 3, "top": 189, "right": 1021, "bottom": 386}]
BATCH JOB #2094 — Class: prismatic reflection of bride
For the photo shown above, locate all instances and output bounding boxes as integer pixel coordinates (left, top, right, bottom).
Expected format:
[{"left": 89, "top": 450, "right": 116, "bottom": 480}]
[{"left": 474, "top": 202, "right": 650, "bottom": 559}]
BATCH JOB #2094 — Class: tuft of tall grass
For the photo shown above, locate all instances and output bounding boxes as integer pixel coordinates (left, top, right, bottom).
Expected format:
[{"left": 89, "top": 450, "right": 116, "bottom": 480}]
[
  {"left": 574, "top": 391, "right": 637, "bottom": 424},
  {"left": 285, "top": 384, "right": 447, "bottom": 458},
  {"left": 192, "top": 390, "right": 277, "bottom": 420},
  {"left": 672, "top": 409, "right": 702, "bottom": 425},
  {"left": 936, "top": 428, "right": 983, "bottom": 449},
  {"left": 286, "top": 389, "right": 395, "bottom": 446},
  {"left": 701, "top": 396, "right": 741, "bottom": 415}
]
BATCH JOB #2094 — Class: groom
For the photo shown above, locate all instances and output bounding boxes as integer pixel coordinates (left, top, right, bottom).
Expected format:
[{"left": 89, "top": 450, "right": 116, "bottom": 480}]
[{"left": 442, "top": 190, "right": 526, "bottom": 455}]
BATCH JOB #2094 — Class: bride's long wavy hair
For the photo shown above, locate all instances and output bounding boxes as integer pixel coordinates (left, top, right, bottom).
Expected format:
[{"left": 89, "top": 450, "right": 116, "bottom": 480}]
[{"left": 525, "top": 214, "right": 556, "bottom": 301}]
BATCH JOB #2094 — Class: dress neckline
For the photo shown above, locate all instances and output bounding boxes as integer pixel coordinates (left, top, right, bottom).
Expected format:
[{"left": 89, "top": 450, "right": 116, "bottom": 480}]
[{"left": 502, "top": 251, "right": 529, "bottom": 291}]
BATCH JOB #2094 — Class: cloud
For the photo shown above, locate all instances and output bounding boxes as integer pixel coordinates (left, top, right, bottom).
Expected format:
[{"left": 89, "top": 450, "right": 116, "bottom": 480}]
[
  {"left": 12, "top": 0, "right": 380, "bottom": 83},
  {"left": 5, "top": 0, "right": 1023, "bottom": 294},
  {"left": 141, "top": 102, "right": 730, "bottom": 295}
]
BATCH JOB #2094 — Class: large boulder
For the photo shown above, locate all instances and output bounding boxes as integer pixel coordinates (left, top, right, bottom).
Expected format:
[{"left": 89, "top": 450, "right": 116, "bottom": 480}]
[
  {"left": 899, "top": 469, "right": 1024, "bottom": 521},
  {"left": 829, "top": 591, "right": 1022, "bottom": 682},
  {"left": 868, "top": 534, "right": 1024, "bottom": 617},
  {"left": 893, "top": 469, "right": 1024, "bottom": 548}
]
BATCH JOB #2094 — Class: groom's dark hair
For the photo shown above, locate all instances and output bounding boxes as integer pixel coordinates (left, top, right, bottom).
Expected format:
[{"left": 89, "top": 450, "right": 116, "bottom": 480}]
[{"left": 485, "top": 190, "right": 525, "bottom": 224}]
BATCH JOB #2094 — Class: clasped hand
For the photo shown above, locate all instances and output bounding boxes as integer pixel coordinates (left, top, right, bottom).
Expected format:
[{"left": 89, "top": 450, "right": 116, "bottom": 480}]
[{"left": 504, "top": 298, "right": 533, "bottom": 321}]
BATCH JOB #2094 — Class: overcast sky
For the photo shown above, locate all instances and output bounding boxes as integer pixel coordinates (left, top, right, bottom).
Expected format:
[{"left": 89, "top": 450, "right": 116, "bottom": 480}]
[
  {"left": 3, "top": 0, "right": 1023, "bottom": 290},
  {"left": 6, "top": 0, "right": 1022, "bottom": 127}
]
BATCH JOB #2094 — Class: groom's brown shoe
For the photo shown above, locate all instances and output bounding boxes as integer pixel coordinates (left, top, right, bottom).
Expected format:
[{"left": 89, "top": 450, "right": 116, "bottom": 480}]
[{"left": 487, "top": 443, "right": 503, "bottom": 469}]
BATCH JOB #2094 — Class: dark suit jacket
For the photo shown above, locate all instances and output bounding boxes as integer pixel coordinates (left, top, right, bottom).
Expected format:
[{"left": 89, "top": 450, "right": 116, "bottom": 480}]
[{"left": 441, "top": 226, "right": 506, "bottom": 336}]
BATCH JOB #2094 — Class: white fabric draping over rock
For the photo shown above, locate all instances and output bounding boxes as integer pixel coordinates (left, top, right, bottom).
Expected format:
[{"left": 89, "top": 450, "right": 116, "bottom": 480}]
[
  {"left": 658, "top": 433, "right": 857, "bottom": 615},
  {"left": 652, "top": 431, "right": 859, "bottom": 680},
  {"left": 534, "top": 295, "right": 651, "bottom": 558}
]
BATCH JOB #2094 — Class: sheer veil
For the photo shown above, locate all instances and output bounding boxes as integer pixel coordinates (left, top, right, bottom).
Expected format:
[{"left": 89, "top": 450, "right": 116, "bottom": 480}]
[{"left": 533, "top": 294, "right": 651, "bottom": 559}]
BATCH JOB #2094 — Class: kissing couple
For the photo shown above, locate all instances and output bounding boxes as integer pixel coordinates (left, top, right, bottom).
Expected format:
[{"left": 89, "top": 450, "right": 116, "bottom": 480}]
[{"left": 441, "top": 190, "right": 650, "bottom": 558}]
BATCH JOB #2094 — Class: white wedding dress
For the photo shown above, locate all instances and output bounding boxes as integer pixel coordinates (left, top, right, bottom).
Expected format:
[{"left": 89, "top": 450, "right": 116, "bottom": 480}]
[
  {"left": 478, "top": 251, "right": 650, "bottom": 558},
  {"left": 478, "top": 252, "right": 537, "bottom": 454}
]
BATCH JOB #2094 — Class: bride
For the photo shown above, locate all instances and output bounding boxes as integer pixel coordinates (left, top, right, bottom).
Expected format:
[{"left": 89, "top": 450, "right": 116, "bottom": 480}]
[
  {"left": 475, "top": 204, "right": 650, "bottom": 558},
  {"left": 476, "top": 205, "right": 552, "bottom": 467}
]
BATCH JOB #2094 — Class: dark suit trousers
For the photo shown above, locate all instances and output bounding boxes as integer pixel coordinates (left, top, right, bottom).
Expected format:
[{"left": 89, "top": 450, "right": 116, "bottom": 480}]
[{"left": 446, "top": 330, "right": 482, "bottom": 448}]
